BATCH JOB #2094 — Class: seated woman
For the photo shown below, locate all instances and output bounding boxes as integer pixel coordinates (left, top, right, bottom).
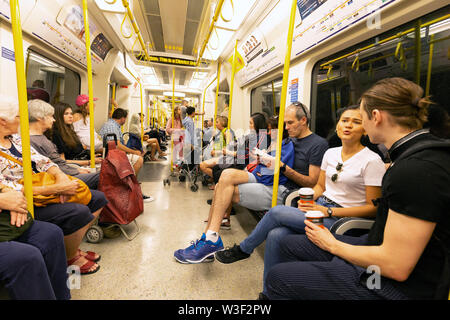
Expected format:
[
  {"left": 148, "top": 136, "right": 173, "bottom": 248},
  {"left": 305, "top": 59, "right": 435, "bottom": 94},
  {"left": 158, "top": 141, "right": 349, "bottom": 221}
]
[
  {"left": 73, "top": 94, "right": 103, "bottom": 152},
  {"left": 215, "top": 105, "right": 386, "bottom": 288},
  {"left": 199, "top": 116, "right": 234, "bottom": 189},
  {"left": 0, "top": 185, "right": 70, "bottom": 300},
  {"left": 51, "top": 102, "right": 102, "bottom": 166},
  {"left": 28, "top": 99, "right": 100, "bottom": 189},
  {"left": 0, "top": 96, "right": 107, "bottom": 275},
  {"left": 128, "top": 113, "right": 166, "bottom": 161}
]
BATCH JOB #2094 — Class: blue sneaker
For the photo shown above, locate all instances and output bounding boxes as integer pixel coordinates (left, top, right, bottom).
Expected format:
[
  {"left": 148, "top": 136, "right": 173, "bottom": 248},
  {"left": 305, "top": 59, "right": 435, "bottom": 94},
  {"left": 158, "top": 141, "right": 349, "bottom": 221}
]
[
  {"left": 174, "top": 234, "right": 214, "bottom": 264},
  {"left": 184, "top": 236, "right": 224, "bottom": 263}
]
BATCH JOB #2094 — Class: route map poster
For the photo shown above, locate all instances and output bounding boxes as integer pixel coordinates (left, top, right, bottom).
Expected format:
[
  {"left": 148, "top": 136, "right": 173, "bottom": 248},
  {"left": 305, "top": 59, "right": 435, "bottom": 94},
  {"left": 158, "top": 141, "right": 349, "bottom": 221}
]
[{"left": 292, "top": 0, "right": 396, "bottom": 58}]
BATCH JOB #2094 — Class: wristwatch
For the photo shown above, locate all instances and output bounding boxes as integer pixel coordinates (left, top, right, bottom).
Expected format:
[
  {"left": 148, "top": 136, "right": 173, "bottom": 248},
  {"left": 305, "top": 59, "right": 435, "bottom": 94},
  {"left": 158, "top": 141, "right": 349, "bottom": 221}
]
[
  {"left": 327, "top": 207, "right": 333, "bottom": 218},
  {"left": 280, "top": 162, "right": 287, "bottom": 173}
]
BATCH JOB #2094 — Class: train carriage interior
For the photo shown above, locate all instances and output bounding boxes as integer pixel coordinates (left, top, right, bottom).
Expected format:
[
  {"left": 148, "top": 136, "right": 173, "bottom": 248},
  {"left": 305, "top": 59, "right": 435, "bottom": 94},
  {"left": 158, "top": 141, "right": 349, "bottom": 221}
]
[{"left": 0, "top": 0, "right": 449, "bottom": 305}]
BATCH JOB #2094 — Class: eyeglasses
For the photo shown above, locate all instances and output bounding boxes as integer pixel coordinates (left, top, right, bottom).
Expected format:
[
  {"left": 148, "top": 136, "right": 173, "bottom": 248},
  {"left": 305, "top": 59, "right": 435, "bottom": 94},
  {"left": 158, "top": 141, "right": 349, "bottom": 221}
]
[{"left": 331, "top": 162, "right": 343, "bottom": 182}]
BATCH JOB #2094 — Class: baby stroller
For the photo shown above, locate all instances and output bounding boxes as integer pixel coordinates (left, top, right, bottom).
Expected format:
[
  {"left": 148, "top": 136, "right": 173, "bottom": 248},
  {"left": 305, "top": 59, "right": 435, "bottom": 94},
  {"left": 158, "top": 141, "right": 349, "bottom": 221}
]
[{"left": 163, "top": 142, "right": 207, "bottom": 192}]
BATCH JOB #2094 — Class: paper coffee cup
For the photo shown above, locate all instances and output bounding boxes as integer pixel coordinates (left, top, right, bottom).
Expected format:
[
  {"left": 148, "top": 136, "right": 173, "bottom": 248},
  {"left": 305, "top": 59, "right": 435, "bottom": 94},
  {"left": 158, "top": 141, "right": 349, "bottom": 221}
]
[
  {"left": 298, "top": 187, "right": 314, "bottom": 205},
  {"left": 305, "top": 211, "right": 325, "bottom": 227}
]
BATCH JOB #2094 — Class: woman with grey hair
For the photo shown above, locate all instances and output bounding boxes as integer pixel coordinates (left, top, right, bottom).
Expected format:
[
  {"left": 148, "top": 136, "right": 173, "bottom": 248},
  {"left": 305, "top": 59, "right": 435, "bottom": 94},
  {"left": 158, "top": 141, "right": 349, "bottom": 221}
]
[{"left": 27, "top": 99, "right": 100, "bottom": 189}]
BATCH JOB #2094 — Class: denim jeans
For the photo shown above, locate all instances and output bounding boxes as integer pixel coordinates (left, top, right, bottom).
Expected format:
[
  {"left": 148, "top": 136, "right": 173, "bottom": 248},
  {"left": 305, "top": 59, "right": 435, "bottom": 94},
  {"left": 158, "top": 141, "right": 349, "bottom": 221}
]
[{"left": 239, "top": 196, "right": 340, "bottom": 291}]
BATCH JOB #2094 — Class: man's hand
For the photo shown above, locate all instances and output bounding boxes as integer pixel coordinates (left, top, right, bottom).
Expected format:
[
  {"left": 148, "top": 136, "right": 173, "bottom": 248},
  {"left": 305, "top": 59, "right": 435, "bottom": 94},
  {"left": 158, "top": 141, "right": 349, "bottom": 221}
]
[
  {"left": 304, "top": 220, "right": 337, "bottom": 253},
  {"left": 78, "top": 168, "right": 91, "bottom": 174}
]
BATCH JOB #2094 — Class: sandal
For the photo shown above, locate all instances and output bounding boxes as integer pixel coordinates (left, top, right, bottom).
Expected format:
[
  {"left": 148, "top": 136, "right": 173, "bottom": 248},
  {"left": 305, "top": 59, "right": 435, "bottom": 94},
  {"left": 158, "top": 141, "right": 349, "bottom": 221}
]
[
  {"left": 221, "top": 218, "right": 231, "bottom": 230},
  {"left": 67, "top": 254, "right": 100, "bottom": 275},
  {"left": 78, "top": 249, "right": 101, "bottom": 262}
]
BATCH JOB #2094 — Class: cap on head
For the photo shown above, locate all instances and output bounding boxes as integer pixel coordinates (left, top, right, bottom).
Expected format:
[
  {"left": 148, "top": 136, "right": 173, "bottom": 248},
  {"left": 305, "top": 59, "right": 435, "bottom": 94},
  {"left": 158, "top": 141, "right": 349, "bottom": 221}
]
[{"left": 76, "top": 94, "right": 98, "bottom": 106}]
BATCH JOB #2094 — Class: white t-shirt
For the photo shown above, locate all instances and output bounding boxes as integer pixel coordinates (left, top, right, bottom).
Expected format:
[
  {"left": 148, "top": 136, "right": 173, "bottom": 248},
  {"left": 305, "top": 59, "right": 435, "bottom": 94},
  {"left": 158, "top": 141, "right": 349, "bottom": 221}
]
[
  {"left": 73, "top": 117, "right": 103, "bottom": 151},
  {"left": 321, "top": 147, "right": 386, "bottom": 207}
]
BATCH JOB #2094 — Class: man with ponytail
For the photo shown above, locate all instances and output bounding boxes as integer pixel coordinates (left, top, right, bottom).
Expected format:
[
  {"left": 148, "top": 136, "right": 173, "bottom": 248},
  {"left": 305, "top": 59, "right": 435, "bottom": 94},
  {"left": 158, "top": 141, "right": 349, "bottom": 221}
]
[{"left": 263, "top": 77, "right": 450, "bottom": 300}]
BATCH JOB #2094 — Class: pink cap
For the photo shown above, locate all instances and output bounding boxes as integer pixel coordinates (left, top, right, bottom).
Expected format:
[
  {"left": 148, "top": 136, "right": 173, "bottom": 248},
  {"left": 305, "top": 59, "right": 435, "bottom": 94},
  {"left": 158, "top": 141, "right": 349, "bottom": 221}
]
[{"left": 76, "top": 94, "right": 98, "bottom": 106}]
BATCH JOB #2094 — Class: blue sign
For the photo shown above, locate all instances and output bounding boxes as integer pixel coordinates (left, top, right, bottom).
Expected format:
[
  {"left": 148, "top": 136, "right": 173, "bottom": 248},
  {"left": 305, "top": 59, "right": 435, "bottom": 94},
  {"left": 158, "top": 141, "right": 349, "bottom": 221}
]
[{"left": 1, "top": 47, "right": 15, "bottom": 62}]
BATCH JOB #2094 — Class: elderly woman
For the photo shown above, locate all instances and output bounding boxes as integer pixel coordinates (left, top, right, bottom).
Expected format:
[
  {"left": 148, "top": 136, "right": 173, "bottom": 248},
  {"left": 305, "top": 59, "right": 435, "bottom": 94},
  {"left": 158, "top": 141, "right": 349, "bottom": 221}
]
[
  {"left": 128, "top": 113, "right": 166, "bottom": 161},
  {"left": 0, "top": 183, "right": 69, "bottom": 300},
  {"left": 0, "top": 95, "right": 107, "bottom": 275},
  {"left": 28, "top": 99, "right": 99, "bottom": 189}
]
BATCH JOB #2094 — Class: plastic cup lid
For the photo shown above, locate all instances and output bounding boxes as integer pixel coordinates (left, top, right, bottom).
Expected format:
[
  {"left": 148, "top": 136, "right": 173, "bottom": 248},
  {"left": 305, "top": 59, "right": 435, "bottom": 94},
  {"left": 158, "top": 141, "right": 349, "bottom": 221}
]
[
  {"left": 298, "top": 187, "right": 314, "bottom": 196},
  {"left": 305, "top": 211, "right": 324, "bottom": 218}
]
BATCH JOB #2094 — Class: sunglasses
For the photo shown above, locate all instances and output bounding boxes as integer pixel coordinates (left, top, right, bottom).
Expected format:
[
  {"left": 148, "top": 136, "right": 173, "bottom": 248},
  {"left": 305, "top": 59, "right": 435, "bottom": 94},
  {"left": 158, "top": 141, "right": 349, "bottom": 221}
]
[
  {"left": 293, "top": 101, "right": 309, "bottom": 123},
  {"left": 331, "top": 162, "right": 343, "bottom": 182}
]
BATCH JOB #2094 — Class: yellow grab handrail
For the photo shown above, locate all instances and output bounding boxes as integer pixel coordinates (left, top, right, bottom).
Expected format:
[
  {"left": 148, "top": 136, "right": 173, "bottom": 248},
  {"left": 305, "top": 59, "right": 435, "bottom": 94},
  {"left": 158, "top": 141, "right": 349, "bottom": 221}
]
[
  {"left": 425, "top": 34, "right": 434, "bottom": 96},
  {"left": 121, "top": 0, "right": 150, "bottom": 60},
  {"left": 10, "top": 0, "right": 34, "bottom": 216},
  {"left": 271, "top": 81, "right": 276, "bottom": 116},
  {"left": 220, "top": 0, "right": 234, "bottom": 23},
  {"left": 227, "top": 40, "right": 238, "bottom": 129},
  {"left": 272, "top": 0, "right": 297, "bottom": 208},
  {"left": 197, "top": 0, "right": 226, "bottom": 65},
  {"left": 81, "top": 0, "right": 96, "bottom": 169},
  {"left": 213, "top": 61, "right": 221, "bottom": 130},
  {"left": 170, "top": 68, "right": 175, "bottom": 172},
  {"left": 320, "top": 14, "right": 450, "bottom": 70}
]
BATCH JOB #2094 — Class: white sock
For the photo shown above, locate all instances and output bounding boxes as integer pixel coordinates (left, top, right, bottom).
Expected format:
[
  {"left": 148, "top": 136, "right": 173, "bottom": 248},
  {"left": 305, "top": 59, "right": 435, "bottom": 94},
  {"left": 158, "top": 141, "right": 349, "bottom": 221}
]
[{"left": 205, "top": 230, "right": 219, "bottom": 242}]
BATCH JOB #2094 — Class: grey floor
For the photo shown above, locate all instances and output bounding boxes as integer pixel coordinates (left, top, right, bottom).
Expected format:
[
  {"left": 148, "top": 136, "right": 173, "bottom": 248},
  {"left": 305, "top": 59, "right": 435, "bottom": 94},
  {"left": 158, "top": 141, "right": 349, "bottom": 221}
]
[{"left": 71, "top": 154, "right": 265, "bottom": 300}]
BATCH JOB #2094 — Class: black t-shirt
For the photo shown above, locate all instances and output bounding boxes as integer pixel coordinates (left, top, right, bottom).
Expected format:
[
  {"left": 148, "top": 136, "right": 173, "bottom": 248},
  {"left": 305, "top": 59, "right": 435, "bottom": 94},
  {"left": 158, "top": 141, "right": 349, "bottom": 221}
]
[
  {"left": 52, "top": 131, "right": 85, "bottom": 160},
  {"left": 367, "top": 133, "right": 450, "bottom": 299}
]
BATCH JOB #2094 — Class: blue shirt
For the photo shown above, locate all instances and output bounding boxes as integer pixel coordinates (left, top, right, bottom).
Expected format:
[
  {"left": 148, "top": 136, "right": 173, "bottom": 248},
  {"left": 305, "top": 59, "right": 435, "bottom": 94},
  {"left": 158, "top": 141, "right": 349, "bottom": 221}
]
[
  {"left": 99, "top": 119, "right": 124, "bottom": 145},
  {"left": 182, "top": 116, "right": 195, "bottom": 146},
  {"left": 284, "top": 133, "right": 329, "bottom": 190}
]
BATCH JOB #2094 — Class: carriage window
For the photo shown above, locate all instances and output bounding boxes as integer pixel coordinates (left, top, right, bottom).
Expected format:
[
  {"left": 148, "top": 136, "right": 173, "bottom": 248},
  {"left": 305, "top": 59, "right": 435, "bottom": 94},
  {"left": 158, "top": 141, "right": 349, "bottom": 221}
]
[
  {"left": 311, "top": 8, "right": 450, "bottom": 140},
  {"left": 251, "top": 77, "right": 283, "bottom": 119},
  {"left": 26, "top": 50, "right": 80, "bottom": 106}
]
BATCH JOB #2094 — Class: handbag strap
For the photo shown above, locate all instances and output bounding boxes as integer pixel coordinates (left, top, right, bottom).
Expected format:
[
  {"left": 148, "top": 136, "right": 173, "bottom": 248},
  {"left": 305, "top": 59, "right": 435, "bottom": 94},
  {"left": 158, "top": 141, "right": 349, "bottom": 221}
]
[{"left": 0, "top": 149, "right": 23, "bottom": 167}]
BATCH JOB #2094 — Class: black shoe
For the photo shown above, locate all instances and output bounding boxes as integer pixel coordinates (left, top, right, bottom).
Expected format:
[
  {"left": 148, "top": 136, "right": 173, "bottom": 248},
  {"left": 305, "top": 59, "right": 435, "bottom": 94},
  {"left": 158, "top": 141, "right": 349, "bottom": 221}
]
[
  {"left": 207, "top": 199, "right": 212, "bottom": 205},
  {"left": 215, "top": 244, "right": 250, "bottom": 264}
]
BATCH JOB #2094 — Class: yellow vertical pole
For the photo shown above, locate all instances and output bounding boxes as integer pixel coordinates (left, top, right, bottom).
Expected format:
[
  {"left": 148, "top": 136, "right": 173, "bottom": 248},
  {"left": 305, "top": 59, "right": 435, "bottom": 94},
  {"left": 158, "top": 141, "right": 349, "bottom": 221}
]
[
  {"left": 170, "top": 68, "right": 175, "bottom": 172},
  {"left": 140, "top": 82, "right": 144, "bottom": 142},
  {"left": 10, "top": 0, "right": 34, "bottom": 217},
  {"left": 214, "top": 61, "right": 221, "bottom": 130},
  {"left": 111, "top": 83, "right": 116, "bottom": 116},
  {"left": 271, "top": 0, "right": 297, "bottom": 208},
  {"left": 271, "top": 81, "right": 276, "bottom": 116},
  {"left": 227, "top": 40, "right": 238, "bottom": 130},
  {"left": 425, "top": 34, "right": 434, "bottom": 96},
  {"left": 201, "top": 76, "right": 217, "bottom": 149},
  {"left": 81, "top": 0, "right": 96, "bottom": 169},
  {"left": 414, "top": 20, "right": 422, "bottom": 85}
]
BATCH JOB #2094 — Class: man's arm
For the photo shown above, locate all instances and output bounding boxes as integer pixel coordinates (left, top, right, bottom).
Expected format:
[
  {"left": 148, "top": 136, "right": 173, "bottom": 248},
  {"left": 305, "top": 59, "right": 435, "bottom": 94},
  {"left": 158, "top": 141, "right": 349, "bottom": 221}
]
[
  {"left": 306, "top": 209, "right": 436, "bottom": 282},
  {"left": 282, "top": 163, "right": 321, "bottom": 188},
  {"left": 117, "top": 141, "right": 142, "bottom": 155}
]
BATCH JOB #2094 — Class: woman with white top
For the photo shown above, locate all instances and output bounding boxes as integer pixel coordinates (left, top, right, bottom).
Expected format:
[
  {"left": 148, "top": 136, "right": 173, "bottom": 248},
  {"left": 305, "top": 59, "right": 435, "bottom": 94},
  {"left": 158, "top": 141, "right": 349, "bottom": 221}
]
[
  {"left": 73, "top": 94, "right": 103, "bottom": 152},
  {"left": 216, "top": 105, "right": 386, "bottom": 288}
]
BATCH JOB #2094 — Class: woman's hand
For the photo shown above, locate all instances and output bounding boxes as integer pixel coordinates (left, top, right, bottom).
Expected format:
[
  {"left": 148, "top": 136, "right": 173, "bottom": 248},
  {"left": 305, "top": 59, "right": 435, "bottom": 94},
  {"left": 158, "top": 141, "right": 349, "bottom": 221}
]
[
  {"left": 304, "top": 220, "right": 337, "bottom": 254},
  {"left": 55, "top": 179, "right": 80, "bottom": 196},
  {"left": 0, "top": 191, "right": 28, "bottom": 215},
  {"left": 94, "top": 157, "right": 103, "bottom": 164},
  {"left": 78, "top": 168, "right": 91, "bottom": 174},
  {"left": 10, "top": 211, "right": 29, "bottom": 227},
  {"left": 298, "top": 201, "right": 327, "bottom": 215},
  {"left": 211, "top": 150, "right": 216, "bottom": 157}
]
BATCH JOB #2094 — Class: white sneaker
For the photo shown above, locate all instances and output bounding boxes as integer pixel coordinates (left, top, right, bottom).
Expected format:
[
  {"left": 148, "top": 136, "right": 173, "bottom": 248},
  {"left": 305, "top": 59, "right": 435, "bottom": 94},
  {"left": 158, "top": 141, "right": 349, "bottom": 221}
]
[{"left": 143, "top": 195, "right": 154, "bottom": 202}]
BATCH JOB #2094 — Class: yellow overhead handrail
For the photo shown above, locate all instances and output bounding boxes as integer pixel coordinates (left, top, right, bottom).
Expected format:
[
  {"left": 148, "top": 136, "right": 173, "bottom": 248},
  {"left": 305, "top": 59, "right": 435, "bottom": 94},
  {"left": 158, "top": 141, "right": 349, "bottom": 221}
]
[
  {"left": 208, "top": 27, "right": 220, "bottom": 51},
  {"left": 425, "top": 34, "right": 434, "bottom": 96},
  {"left": 10, "top": 0, "right": 34, "bottom": 216},
  {"left": 104, "top": 0, "right": 117, "bottom": 4},
  {"left": 201, "top": 75, "right": 218, "bottom": 149},
  {"left": 272, "top": 0, "right": 297, "bottom": 208},
  {"left": 197, "top": 0, "right": 226, "bottom": 65},
  {"left": 81, "top": 0, "right": 96, "bottom": 169},
  {"left": 124, "top": 65, "right": 144, "bottom": 142},
  {"left": 320, "top": 14, "right": 450, "bottom": 70},
  {"left": 351, "top": 53, "right": 360, "bottom": 72},
  {"left": 271, "top": 81, "right": 276, "bottom": 116},
  {"left": 220, "top": 0, "right": 234, "bottom": 23},
  {"left": 119, "top": 0, "right": 150, "bottom": 60}
]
